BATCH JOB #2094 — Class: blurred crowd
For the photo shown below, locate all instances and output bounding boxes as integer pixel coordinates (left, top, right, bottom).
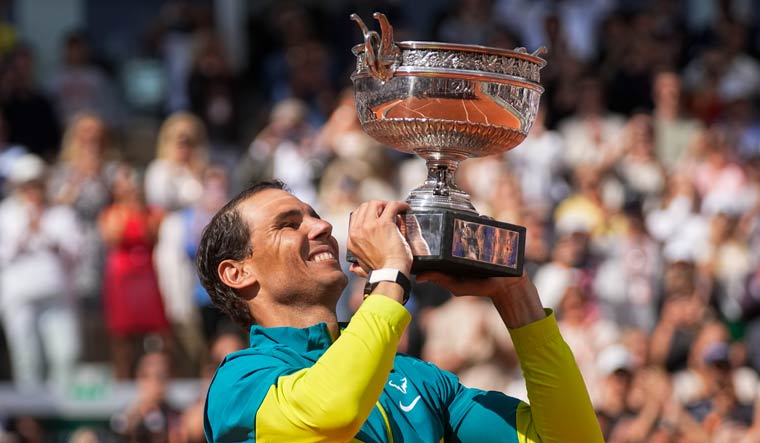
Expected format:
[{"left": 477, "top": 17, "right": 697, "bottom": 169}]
[{"left": 1, "top": 0, "right": 760, "bottom": 442}]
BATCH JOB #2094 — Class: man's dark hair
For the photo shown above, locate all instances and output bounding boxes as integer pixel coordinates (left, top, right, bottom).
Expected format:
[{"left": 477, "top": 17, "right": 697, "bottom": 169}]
[{"left": 196, "top": 179, "right": 288, "bottom": 330}]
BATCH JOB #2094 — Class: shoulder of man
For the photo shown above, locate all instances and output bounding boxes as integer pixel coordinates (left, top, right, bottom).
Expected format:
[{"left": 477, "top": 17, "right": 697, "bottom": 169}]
[{"left": 205, "top": 347, "right": 306, "bottom": 442}]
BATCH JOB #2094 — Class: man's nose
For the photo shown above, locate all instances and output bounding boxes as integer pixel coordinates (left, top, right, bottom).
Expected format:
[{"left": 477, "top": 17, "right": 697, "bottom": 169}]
[{"left": 307, "top": 217, "right": 333, "bottom": 239}]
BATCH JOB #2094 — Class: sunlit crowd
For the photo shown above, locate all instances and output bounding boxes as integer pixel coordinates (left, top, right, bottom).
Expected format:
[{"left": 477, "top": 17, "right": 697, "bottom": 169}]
[{"left": 1, "top": 0, "right": 760, "bottom": 442}]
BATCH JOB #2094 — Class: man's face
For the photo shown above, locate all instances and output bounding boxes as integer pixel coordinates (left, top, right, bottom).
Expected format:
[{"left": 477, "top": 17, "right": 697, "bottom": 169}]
[{"left": 239, "top": 189, "right": 347, "bottom": 304}]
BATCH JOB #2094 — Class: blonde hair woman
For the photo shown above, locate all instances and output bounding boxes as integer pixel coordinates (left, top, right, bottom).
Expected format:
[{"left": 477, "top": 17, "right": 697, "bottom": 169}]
[
  {"left": 52, "top": 112, "right": 116, "bottom": 216},
  {"left": 50, "top": 112, "right": 117, "bottom": 297},
  {"left": 144, "top": 112, "right": 208, "bottom": 211}
]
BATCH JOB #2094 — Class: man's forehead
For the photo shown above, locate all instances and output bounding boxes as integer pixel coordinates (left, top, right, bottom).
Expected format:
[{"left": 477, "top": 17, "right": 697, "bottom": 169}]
[{"left": 239, "top": 188, "right": 312, "bottom": 222}]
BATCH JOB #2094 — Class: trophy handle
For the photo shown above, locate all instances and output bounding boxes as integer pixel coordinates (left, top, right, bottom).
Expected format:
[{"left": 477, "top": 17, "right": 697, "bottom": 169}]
[{"left": 350, "top": 13, "right": 399, "bottom": 82}]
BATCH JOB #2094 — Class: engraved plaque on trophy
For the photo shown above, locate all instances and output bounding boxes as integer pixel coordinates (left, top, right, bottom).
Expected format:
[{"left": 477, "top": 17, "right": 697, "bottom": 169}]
[{"left": 350, "top": 13, "right": 545, "bottom": 277}]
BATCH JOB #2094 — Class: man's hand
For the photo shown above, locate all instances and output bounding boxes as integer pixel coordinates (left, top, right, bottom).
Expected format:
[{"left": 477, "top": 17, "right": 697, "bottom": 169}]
[
  {"left": 417, "top": 272, "right": 546, "bottom": 329},
  {"left": 348, "top": 200, "right": 413, "bottom": 277}
]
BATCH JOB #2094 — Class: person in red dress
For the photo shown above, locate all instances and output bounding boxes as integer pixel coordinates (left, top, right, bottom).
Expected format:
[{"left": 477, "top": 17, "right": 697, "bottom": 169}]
[{"left": 99, "top": 164, "right": 169, "bottom": 379}]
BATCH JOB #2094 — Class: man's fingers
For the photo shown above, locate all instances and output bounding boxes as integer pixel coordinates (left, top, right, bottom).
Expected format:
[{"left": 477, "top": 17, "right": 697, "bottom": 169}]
[
  {"left": 352, "top": 200, "right": 408, "bottom": 225},
  {"left": 366, "top": 200, "right": 387, "bottom": 218},
  {"left": 379, "top": 201, "right": 411, "bottom": 221}
]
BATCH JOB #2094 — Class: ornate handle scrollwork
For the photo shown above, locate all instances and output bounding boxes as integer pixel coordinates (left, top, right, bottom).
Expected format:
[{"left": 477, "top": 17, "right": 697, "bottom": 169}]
[{"left": 350, "top": 12, "right": 400, "bottom": 82}]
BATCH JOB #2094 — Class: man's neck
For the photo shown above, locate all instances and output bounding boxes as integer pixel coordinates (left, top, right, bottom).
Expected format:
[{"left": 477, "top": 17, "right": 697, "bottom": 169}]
[{"left": 253, "top": 302, "right": 341, "bottom": 339}]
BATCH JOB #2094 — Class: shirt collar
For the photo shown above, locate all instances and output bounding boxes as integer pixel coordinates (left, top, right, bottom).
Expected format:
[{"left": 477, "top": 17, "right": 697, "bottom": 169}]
[{"left": 248, "top": 322, "right": 336, "bottom": 353}]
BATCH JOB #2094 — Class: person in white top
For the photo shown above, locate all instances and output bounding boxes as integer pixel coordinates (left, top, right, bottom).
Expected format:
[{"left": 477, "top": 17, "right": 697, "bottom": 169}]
[{"left": 0, "top": 154, "right": 84, "bottom": 389}]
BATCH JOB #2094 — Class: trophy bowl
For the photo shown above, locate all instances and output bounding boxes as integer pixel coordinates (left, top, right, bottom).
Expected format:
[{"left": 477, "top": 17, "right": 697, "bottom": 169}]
[{"left": 350, "top": 13, "right": 546, "bottom": 277}]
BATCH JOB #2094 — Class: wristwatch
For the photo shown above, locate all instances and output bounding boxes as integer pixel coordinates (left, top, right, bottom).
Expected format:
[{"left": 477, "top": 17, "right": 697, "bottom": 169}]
[{"left": 363, "top": 268, "right": 411, "bottom": 305}]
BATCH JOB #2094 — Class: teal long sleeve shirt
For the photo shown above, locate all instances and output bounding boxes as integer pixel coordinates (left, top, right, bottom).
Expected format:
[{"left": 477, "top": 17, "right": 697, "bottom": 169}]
[{"left": 204, "top": 295, "right": 603, "bottom": 443}]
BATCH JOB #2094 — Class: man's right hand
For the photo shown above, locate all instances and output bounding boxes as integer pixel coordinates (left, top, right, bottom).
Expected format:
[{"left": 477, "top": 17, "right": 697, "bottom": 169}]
[{"left": 347, "top": 200, "right": 413, "bottom": 277}]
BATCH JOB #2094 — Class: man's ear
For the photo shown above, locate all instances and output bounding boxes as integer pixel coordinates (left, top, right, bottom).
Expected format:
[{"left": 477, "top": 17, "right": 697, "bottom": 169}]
[{"left": 218, "top": 259, "right": 258, "bottom": 292}]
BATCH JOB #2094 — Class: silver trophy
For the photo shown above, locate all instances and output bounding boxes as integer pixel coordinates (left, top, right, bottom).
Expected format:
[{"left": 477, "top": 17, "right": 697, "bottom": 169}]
[{"left": 350, "top": 13, "right": 545, "bottom": 277}]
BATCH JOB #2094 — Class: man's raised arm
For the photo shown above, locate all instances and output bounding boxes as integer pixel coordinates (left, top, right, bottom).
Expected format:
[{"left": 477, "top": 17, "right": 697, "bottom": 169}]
[{"left": 421, "top": 273, "right": 604, "bottom": 443}]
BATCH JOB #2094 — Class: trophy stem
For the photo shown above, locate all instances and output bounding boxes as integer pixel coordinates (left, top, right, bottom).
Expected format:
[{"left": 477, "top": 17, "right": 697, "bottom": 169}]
[{"left": 406, "top": 157, "right": 477, "bottom": 214}]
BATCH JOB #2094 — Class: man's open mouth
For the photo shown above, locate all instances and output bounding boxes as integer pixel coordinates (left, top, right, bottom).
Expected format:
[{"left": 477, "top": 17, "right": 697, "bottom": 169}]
[{"left": 308, "top": 251, "right": 336, "bottom": 263}]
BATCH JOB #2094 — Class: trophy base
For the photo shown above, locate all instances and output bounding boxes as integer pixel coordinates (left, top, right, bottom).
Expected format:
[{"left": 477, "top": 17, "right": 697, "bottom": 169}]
[
  {"left": 401, "top": 209, "right": 525, "bottom": 277},
  {"left": 348, "top": 209, "right": 525, "bottom": 278}
]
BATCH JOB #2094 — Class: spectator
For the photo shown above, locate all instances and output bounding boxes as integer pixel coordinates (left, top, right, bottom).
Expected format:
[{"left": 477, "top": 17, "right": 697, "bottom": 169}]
[
  {"left": 683, "top": 22, "right": 760, "bottom": 111},
  {"left": 48, "top": 31, "right": 122, "bottom": 128},
  {"left": 0, "top": 154, "right": 83, "bottom": 389},
  {"left": 645, "top": 170, "right": 710, "bottom": 262},
  {"left": 147, "top": 0, "right": 207, "bottom": 113},
  {"left": 557, "top": 77, "right": 625, "bottom": 169},
  {"left": 99, "top": 164, "right": 169, "bottom": 379},
  {"left": 609, "top": 367, "right": 706, "bottom": 442},
  {"left": 110, "top": 351, "right": 180, "bottom": 442},
  {"left": 506, "top": 103, "right": 567, "bottom": 214},
  {"left": 688, "top": 128, "right": 749, "bottom": 215},
  {"left": 553, "top": 165, "right": 627, "bottom": 245},
  {"left": 652, "top": 69, "right": 703, "bottom": 171},
  {"left": 234, "top": 98, "right": 319, "bottom": 203},
  {"left": 0, "top": 45, "right": 61, "bottom": 159},
  {"left": 259, "top": 3, "right": 336, "bottom": 123},
  {"left": 701, "top": 212, "right": 754, "bottom": 325},
  {"left": 187, "top": 32, "right": 239, "bottom": 154},
  {"left": 612, "top": 112, "right": 667, "bottom": 206},
  {"left": 458, "top": 156, "right": 511, "bottom": 216},
  {"left": 5, "top": 417, "right": 46, "bottom": 443},
  {"left": 533, "top": 232, "right": 586, "bottom": 310},
  {"left": 555, "top": 284, "right": 620, "bottom": 402},
  {"left": 176, "top": 332, "right": 245, "bottom": 443},
  {"left": 421, "top": 295, "right": 518, "bottom": 392},
  {"left": 594, "top": 344, "right": 636, "bottom": 439},
  {"left": 435, "top": 0, "right": 493, "bottom": 45},
  {"left": 155, "top": 166, "right": 232, "bottom": 373},
  {"left": 649, "top": 265, "right": 710, "bottom": 373},
  {"left": 594, "top": 205, "right": 662, "bottom": 331},
  {"left": 49, "top": 112, "right": 116, "bottom": 298},
  {"left": 144, "top": 112, "right": 207, "bottom": 211}
]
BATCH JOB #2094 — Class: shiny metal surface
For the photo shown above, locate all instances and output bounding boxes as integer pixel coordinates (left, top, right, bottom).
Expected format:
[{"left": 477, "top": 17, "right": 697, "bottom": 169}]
[
  {"left": 351, "top": 13, "right": 545, "bottom": 213},
  {"left": 399, "top": 213, "right": 442, "bottom": 256},
  {"left": 451, "top": 218, "right": 520, "bottom": 268}
]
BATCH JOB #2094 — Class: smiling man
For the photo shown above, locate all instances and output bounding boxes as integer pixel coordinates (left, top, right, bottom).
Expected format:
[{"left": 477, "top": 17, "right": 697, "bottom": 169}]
[{"left": 197, "top": 179, "right": 603, "bottom": 443}]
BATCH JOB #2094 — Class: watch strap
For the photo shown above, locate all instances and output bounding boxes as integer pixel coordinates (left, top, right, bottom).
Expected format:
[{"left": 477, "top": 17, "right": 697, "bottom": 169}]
[{"left": 363, "top": 268, "right": 411, "bottom": 305}]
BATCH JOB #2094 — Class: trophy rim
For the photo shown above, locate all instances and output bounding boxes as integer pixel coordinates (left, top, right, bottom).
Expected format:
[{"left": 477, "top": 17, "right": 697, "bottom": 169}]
[{"left": 351, "top": 40, "right": 547, "bottom": 68}]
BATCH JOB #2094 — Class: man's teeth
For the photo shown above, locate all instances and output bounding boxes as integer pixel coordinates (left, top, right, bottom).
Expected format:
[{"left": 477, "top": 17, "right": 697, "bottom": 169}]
[{"left": 310, "top": 252, "right": 335, "bottom": 263}]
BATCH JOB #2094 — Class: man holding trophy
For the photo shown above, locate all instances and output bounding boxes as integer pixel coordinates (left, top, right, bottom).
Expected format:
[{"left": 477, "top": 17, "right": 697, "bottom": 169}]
[{"left": 200, "top": 13, "right": 602, "bottom": 443}]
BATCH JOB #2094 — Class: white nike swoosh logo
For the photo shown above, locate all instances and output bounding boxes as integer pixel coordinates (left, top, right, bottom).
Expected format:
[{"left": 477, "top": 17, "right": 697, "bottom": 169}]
[{"left": 399, "top": 395, "right": 421, "bottom": 412}]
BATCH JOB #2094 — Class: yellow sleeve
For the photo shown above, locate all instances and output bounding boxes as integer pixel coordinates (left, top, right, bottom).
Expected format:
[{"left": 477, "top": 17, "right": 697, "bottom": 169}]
[
  {"left": 510, "top": 309, "right": 604, "bottom": 443},
  {"left": 255, "top": 295, "right": 411, "bottom": 443}
]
